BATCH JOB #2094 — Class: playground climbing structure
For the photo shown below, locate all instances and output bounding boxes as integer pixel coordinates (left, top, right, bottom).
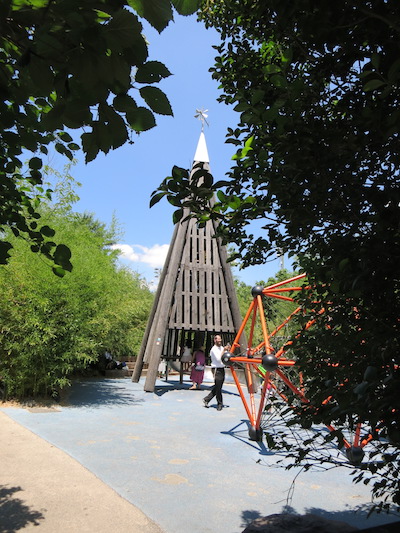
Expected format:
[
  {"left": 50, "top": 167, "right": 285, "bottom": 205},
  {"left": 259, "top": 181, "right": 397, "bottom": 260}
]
[{"left": 222, "top": 274, "right": 374, "bottom": 465}]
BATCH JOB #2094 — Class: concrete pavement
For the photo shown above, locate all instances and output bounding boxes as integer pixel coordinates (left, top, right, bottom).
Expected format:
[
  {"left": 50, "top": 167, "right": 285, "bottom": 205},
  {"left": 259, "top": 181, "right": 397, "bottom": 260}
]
[
  {"left": 0, "top": 408, "right": 163, "bottom": 532},
  {"left": 1, "top": 376, "right": 399, "bottom": 532}
]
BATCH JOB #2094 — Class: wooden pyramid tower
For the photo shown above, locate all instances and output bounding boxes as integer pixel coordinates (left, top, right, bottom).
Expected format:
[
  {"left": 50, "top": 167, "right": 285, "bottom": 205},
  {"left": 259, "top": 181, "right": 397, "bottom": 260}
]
[{"left": 132, "top": 129, "right": 243, "bottom": 392}]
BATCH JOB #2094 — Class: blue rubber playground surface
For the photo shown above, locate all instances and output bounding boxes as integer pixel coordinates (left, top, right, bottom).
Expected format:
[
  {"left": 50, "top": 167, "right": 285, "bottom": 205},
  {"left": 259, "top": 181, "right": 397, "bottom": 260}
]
[{"left": 1, "top": 376, "right": 398, "bottom": 533}]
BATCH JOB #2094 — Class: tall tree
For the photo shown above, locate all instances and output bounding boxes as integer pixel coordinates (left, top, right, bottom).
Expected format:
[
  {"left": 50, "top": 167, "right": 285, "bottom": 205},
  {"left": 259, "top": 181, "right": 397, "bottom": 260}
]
[
  {"left": 0, "top": 200, "right": 153, "bottom": 399},
  {"left": 154, "top": 1, "right": 400, "bottom": 509},
  {"left": 0, "top": 0, "right": 200, "bottom": 272}
]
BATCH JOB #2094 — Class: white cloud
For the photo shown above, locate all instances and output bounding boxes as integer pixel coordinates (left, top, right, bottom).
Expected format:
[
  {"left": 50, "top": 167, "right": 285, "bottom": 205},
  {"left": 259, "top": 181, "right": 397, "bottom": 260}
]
[{"left": 110, "top": 243, "right": 169, "bottom": 268}]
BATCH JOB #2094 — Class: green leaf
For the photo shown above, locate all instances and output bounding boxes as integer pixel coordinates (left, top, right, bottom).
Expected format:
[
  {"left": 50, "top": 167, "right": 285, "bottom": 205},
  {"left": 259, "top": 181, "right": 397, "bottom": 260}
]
[
  {"left": 81, "top": 132, "right": 100, "bottom": 163},
  {"left": 217, "top": 190, "right": 227, "bottom": 202},
  {"left": 126, "top": 106, "right": 156, "bottom": 131},
  {"left": 68, "top": 143, "right": 80, "bottom": 151},
  {"left": 172, "top": 166, "right": 188, "bottom": 179},
  {"left": 12, "top": 0, "right": 48, "bottom": 10},
  {"left": 93, "top": 121, "right": 112, "bottom": 153},
  {"left": 135, "top": 61, "right": 172, "bottom": 83},
  {"left": 167, "top": 194, "right": 182, "bottom": 207},
  {"left": 28, "top": 55, "right": 54, "bottom": 95},
  {"left": 96, "top": 53, "right": 131, "bottom": 93},
  {"left": 270, "top": 74, "right": 286, "bottom": 88},
  {"left": 388, "top": 58, "right": 400, "bottom": 82},
  {"left": 29, "top": 157, "right": 43, "bottom": 170},
  {"left": 105, "top": 9, "right": 142, "bottom": 51},
  {"left": 40, "top": 104, "right": 65, "bottom": 131},
  {"left": 58, "top": 132, "right": 73, "bottom": 142},
  {"left": 172, "top": 0, "right": 200, "bottom": 15},
  {"left": 227, "top": 195, "right": 241, "bottom": 209},
  {"left": 29, "top": 170, "right": 42, "bottom": 184},
  {"left": 371, "top": 52, "right": 380, "bottom": 69},
  {"left": 128, "top": 0, "right": 173, "bottom": 32},
  {"left": 94, "top": 9, "right": 111, "bottom": 21},
  {"left": 52, "top": 266, "right": 66, "bottom": 277},
  {"left": 113, "top": 95, "right": 137, "bottom": 113},
  {"left": 0, "top": 242, "right": 13, "bottom": 264},
  {"left": 233, "top": 102, "right": 250, "bottom": 112},
  {"left": 139, "top": 86, "right": 173, "bottom": 115},
  {"left": 55, "top": 143, "right": 67, "bottom": 155},
  {"left": 150, "top": 191, "right": 166, "bottom": 207},
  {"left": 172, "top": 208, "right": 184, "bottom": 224},
  {"left": 241, "top": 135, "right": 254, "bottom": 157},
  {"left": 363, "top": 79, "right": 386, "bottom": 92},
  {"left": 99, "top": 105, "right": 128, "bottom": 149},
  {"left": 251, "top": 90, "right": 265, "bottom": 106},
  {"left": 40, "top": 225, "right": 56, "bottom": 237},
  {"left": 54, "top": 243, "right": 71, "bottom": 263},
  {"left": 63, "top": 102, "right": 93, "bottom": 129}
]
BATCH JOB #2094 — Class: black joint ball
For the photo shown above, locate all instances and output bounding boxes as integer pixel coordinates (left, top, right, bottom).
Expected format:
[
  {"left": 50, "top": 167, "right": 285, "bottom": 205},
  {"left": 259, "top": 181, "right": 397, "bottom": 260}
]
[
  {"left": 345, "top": 446, "right": 365, "bottom": 466},
  {"left": 261, "top": 353, "right": 278, "bottom": 371},
  {"left": 251, "top": 285, "right": 264, "bottom": 297},
  {"left": 248, "top": 426, "right": 263, "bottom": 442},
  {"left": 221, "top": 351, "right": 233, "bottom": 366}
]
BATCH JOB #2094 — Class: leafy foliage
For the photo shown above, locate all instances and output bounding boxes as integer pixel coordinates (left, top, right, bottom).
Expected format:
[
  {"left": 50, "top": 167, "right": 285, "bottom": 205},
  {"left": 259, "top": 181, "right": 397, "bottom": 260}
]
[
  {"left": 153, "top": 0, "right": 400, "bottom": 509},
  {"left": 0, "top": 204, "right": 153, "bottom": 399},
  {"left": 0, "top": 0, "right": 200, "bottom": 270}
]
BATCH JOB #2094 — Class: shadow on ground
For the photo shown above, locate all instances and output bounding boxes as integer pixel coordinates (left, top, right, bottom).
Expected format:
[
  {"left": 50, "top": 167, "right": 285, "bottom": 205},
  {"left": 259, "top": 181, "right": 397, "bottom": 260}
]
[
  {"left": 0, "top": 485, "right": 44, "bottom": 532},
  {"left": 63, "top": 378, "right": 144, "bottom": 408},
  {"left": 153, "top": 380, "right": 242, "bottom": 398},
  {"left": 239, "top": 504, "right": 399, "bottom": 531},
  {"left": 222, "top": 419, "right": 275, "bottom": 456}
]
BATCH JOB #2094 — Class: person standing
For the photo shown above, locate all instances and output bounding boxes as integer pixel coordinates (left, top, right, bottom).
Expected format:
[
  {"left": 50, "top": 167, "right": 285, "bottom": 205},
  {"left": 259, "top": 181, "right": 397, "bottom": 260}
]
[
  {"left": 180, "top": 340, "right": 192, "bottom": 372},
  {"left": 203, "top": 335, "right": 230, "bottom": 411},
  {"left": 189, "top": 346, "right": 206, "bottom": 390}
]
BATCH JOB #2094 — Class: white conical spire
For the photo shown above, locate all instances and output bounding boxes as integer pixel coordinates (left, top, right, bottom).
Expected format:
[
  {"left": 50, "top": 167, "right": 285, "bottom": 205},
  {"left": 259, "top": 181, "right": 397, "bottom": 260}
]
[{"left": 193, "top": 130, "right": 209, "bottom": 163}]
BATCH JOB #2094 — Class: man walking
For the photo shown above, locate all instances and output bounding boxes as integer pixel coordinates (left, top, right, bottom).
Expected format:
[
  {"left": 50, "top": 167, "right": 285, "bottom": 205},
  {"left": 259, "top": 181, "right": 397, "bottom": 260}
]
[{"left": 203, "top": 335, "right": 230, "bottom": 411}]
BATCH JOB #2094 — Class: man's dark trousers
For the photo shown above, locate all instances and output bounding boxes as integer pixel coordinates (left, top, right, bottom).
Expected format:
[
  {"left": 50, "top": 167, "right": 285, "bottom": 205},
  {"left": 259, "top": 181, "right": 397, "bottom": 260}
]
[{"left": 204, "top": 368, "right": 225, "bottom": 406}]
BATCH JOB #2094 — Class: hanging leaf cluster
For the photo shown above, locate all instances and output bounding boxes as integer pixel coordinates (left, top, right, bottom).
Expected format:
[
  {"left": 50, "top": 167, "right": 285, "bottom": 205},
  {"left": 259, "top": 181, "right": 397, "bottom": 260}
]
[{"left": 0, "top": 0, "right": 201, "bottom": 271}]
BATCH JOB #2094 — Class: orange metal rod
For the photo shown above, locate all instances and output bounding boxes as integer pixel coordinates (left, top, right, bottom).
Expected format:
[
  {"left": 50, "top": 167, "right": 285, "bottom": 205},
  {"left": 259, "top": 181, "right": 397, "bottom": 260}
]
[
  {"left": 274, "top": 312, "right": 322, "bottom": 358},
  {"left": 262, "top": 273, "right": 307, "bottom": 291},
  {"left": 353, "top": 423, "right": 362, "bottom": 448},
  {"left": 230, "top": 366, "right": 256, "bottom": 425},
  {"left": 255, "top": 373, "right": 272, "bottom": 429},
  {"left": 248, "top": 300, "right": 259, "bottom": 350},
  {"left": 231, "top": 299, "right": 256, "bottom": 350},
  {"left": 361, "top": 433, "right": 374, "bottom": 447},
  {"left": 257, "top": 295, "right": 273, "bottom": 354},
  {"left": 229, "top": 357, "right": 295, "bottom": 366},
  {"left": 275, "top": 368, "right": 309, "bottom": 403},
  {"left": 262, "top": 293, "right": 298, "bottom": 303},
  {"left": 269, "top": 306, "right": 302, "bottom": 339},
  {"left": 244, "top": 359, "right": 257, "bottom": 421},
  {"left": 264, "top": 286, "right": 303, "bottom": 293}
]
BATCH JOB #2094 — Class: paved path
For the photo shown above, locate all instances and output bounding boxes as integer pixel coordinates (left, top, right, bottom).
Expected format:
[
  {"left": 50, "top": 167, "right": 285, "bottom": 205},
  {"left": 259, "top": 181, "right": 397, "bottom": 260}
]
[
  {"left": 1, "top": 377, "right": 398, "bottom": 532},
  {"left": 0, "top": 407, "right": 163, "bottom": 533}
]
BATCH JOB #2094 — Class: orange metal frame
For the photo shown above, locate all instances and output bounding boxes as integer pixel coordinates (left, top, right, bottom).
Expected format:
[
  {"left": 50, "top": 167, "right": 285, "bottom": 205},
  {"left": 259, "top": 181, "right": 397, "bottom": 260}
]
[{"left": 224, "top": 274, "right": 372, "bottom": 461}]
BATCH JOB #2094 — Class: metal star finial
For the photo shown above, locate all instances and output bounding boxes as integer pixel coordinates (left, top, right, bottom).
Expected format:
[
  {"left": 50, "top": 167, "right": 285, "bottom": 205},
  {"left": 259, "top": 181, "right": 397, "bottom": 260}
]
[{"left": 194, "top": 108, "right": 209, "bottom": 131}]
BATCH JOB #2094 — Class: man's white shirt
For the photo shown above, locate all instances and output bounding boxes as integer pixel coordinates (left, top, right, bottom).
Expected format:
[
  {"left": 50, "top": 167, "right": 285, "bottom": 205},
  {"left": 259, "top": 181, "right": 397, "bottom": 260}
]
[{"left": 210, "top": 345, "right": 225, "bottom": 368}]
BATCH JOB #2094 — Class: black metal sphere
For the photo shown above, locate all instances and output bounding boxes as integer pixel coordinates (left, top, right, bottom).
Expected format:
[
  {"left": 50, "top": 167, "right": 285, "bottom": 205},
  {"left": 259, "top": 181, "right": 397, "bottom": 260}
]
[
  {"left": 345, "top": 446, "right": 365, "bottom": 465},
  {"left": 221, "top": 351, "right": 233, "bottom": 366},
  {"left": 261, "top": 353, "right": 278, "bottom": 371},
  {"left": 248, "top": 426, "right": 263, "bottom": 442},
  {"left": 251, "top": 285, "right": 264, "bottom": 297}
]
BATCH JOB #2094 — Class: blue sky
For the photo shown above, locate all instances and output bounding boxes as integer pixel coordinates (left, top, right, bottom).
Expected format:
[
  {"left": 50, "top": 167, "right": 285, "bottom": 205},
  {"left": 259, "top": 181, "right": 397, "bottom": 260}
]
[{"left": 53, "top": 13, "right": 288, "bottom": 288}]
